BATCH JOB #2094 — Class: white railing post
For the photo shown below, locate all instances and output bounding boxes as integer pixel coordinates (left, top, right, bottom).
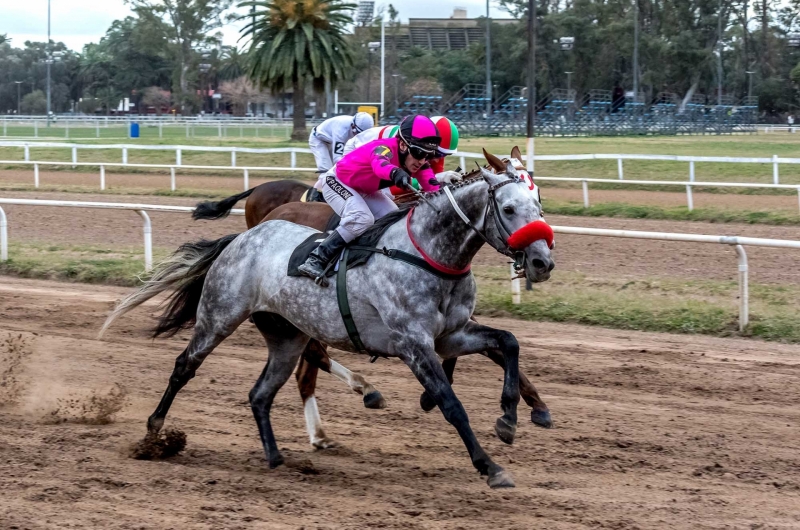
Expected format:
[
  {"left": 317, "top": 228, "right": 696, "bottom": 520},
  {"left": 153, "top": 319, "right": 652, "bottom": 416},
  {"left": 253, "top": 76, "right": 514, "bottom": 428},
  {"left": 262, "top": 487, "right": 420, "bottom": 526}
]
[
  {"left": 582, "top": 179, "right": 589, "bottom": 208},
  {"left": 797, "top": 187, "right": 800, "bottom": 214},
  {"left": 218, "top": 123, "right": 222, "bottom": 138},
  {"left": 617, "top": 158, "right": 623, "bottom": 180},
  {"left": 24, "top": 145, "right": 30, "bottom": 162},
  {"left": 686, "top": 185, "right": 694, "bottom": 211},
  {"left": 291, "top": 150, "right": 297, "bottom": 169},
  {"left": 773, "top": 155, "right": 779, "bottom": 184},
  {"left": 34, "top": 163, "right": 39, "bottom": 188},
  {"left": 100, "top": 165, "right": 106, "bottom": 190},
  {"left": 2, "top": 119, "right": 5, "bottom": 137},
  {"left": 176, "top": 149, "right": 182, "bottom": 166},
  {"left": 122, "top": 147, "right": 128, "bottom": 165},
  {"left": 34, "top": 121, "right": 38, "bottom": 138},
  {"left": 459, "top": 155, "right": 466, "bottom": 170},
  {"left": 71, "top": 146, "right": 77, "bottom": 168},
  {"left": 65, "top": 121, "right": 69, "bottom": 139},
  {"left": 0, "top": 206, "right": 7, "bottom": 262},
  {"left": 159, "top": 123, "right": 163, "bottom": 139},
  {"left": 510, "top": 262, "right": 521, "bottom": 304},
  {"left": 243, "top": 168, "right": 249, "bottom": 191},
  {"left": 240, "top": 125, "right": 243, "bottom": 138},
  {"left": 136, "top": 210, "right": 153, "bottom": 272},
  {"left": 170, "top": 167, "right": 176, "bottom": 191},
  {"left": 231, "top": 150, "right": 237, "bottom": 167},
  {"left": 96, "top": 120, "right": 100, "bottom": 138},
  {"left": 735, "top": 245, "right": 749, "bottom": 331},
  {"left": 186, "top": 123, "right": 190, "bottom": 138},
  {"left": 689, "top": 160, "right": 695, "bottom": 182}
]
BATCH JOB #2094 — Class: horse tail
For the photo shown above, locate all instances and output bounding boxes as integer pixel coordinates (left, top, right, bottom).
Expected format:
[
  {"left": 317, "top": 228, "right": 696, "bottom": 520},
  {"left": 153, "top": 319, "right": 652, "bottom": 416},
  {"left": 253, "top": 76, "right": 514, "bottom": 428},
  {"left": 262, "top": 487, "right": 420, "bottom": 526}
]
[
  {"left": 99, "top": 234, "right": 240, "bottom": 339},
  {"left": 192, "top": 188, "right": 255, "bottom": 220}
]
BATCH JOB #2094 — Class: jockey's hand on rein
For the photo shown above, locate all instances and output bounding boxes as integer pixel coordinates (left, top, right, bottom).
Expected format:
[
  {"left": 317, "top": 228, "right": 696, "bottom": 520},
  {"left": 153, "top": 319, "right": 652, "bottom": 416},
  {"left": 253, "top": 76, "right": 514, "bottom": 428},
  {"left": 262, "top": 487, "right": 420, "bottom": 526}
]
[
  {"left": 390, "top": 167, "right": 413, "bottom": 190},
  {"left": 435, "top": 170, "right": 462, "bottom": 185}
]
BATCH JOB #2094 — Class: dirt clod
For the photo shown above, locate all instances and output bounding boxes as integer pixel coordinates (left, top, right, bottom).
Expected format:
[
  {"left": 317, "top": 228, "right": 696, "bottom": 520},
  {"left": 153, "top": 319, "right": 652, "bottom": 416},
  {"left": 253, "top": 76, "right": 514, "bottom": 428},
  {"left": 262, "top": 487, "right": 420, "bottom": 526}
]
[{"left": 130, "top": 428, "right": 187, "bottom": 460}]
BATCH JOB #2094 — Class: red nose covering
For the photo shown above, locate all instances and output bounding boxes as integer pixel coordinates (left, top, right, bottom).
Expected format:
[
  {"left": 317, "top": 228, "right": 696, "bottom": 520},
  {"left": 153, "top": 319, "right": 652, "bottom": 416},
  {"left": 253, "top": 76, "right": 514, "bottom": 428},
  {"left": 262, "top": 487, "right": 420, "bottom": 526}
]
[{"left": 507, "top": 220, "right": 554, "bottom": 250}]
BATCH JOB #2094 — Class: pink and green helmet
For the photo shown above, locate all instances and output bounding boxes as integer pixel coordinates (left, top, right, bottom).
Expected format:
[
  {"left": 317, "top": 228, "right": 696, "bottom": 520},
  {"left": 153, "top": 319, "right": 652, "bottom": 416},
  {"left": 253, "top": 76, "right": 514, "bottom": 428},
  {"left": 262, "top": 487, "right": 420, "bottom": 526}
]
[{"left": 431, "top": 116, "right": 460, "bottom": 155}]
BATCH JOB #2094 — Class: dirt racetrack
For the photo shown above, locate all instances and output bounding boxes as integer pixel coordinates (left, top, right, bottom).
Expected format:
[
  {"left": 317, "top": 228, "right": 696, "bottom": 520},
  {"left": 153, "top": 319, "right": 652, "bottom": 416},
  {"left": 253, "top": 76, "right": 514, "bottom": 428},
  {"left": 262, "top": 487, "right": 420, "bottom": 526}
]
[{"left": 1, "top": 277, "right": 799, "bottom": 529}]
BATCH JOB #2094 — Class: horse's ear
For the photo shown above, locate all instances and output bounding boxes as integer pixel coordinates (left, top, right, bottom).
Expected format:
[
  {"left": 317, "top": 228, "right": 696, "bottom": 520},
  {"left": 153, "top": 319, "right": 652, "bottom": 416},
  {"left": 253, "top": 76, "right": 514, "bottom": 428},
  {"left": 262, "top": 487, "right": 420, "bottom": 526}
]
[
  {"left": 482, "top": 148, "right": 506, "bottom": 173},
  {"left": 510, "top": 146, "right": 523, "bottom": 161},
  {"left": 480, "top": 166, "right": 505, "bottom": 187}
]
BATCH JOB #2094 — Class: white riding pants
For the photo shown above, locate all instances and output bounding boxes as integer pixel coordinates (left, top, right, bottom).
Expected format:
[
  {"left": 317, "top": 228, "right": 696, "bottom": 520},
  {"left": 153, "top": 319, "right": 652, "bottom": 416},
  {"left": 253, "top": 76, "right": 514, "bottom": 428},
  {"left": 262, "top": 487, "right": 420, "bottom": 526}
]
[
  {"left": 322, "top": 172, "right": 397, "bottom": 243},
  {"left": 309, "top": 131, "right": 333, "bottom": 189}
]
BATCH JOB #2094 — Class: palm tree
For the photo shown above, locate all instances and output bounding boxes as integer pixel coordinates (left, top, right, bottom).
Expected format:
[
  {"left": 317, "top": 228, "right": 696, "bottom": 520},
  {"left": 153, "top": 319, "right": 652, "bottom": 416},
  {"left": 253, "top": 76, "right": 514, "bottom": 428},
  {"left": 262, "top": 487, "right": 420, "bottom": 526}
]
[
  {"left": 219, "top": 45, "right": 247, "bottom": 81},
  {"left": 240, "top": 0, "right": 356, "bottom": 140}
]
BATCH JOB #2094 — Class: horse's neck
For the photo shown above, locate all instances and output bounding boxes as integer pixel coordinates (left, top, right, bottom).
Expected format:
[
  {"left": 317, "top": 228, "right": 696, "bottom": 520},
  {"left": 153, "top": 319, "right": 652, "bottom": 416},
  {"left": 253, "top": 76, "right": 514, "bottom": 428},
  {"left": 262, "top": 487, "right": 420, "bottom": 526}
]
[{"left": 407, "top": 181, "right": 489, "bottom": 271}]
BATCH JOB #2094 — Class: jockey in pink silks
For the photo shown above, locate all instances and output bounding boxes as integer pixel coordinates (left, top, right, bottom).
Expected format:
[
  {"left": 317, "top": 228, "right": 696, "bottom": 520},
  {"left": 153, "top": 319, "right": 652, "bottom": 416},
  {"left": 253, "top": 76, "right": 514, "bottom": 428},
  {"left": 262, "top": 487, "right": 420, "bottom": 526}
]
[{"left": 297, "top": 114, "right": 442, "bottom": 284}]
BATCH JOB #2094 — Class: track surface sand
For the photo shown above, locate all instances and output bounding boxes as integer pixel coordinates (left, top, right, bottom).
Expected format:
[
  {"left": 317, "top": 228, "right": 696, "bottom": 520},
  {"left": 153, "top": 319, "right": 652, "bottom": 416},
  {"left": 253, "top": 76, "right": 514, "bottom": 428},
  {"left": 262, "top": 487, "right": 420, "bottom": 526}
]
[{"left": 1, "top": 277, "right": 799, "bottom": 529}]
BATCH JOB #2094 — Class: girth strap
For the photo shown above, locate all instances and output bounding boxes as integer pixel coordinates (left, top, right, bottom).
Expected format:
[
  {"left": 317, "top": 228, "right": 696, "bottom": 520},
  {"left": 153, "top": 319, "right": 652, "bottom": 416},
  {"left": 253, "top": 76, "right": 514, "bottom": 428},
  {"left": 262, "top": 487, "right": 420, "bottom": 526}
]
[{"left": 335, "top": 244, "right": 472, "bottom": 363}]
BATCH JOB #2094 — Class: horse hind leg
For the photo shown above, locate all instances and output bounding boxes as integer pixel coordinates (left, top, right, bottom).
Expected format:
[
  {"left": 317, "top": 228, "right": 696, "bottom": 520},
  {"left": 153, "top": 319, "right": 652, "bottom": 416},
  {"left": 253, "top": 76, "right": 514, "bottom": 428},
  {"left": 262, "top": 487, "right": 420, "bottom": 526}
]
[
  {"left": 147, "top": 323, "right": 232, "bottom": 434},
  {"left": 295, "top": 353, "right": 337, "bottom": 449},
  {"left": 327, "top": 358, "right": 386, "bottom": 409},
  {"left": 251, "top": 312, "right": 309, "bottom": 468}
]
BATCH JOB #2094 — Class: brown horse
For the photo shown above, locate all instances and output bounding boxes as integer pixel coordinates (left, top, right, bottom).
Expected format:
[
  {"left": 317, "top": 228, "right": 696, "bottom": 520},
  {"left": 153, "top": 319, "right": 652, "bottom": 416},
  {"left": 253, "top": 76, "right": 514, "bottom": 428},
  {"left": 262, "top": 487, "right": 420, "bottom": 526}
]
[{"left": 192, "top": 179, "right": 314, "bottom": 228}]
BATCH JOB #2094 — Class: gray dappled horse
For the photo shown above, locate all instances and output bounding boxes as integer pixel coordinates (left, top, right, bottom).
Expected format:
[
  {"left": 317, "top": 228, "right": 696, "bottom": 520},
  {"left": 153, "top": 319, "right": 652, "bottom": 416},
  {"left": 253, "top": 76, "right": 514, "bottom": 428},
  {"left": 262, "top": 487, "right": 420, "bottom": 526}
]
[{"left": 100, "top": 155, "right": 554, "bottom": 488}]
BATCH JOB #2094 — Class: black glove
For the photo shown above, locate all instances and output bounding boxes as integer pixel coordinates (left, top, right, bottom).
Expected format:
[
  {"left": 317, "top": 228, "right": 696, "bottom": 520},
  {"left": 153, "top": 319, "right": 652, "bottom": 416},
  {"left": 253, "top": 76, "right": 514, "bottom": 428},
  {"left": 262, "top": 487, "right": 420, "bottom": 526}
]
[{"left": 390, "top": 167, "right": 412, "bottom": 190}]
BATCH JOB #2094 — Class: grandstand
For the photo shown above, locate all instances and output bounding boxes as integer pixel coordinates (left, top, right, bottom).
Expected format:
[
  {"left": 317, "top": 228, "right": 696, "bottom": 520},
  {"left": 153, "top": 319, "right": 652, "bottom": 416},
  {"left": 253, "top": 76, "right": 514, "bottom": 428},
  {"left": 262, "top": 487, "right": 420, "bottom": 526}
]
[{"left": 383, "top": 8, "right": 515, "bottom": 51}]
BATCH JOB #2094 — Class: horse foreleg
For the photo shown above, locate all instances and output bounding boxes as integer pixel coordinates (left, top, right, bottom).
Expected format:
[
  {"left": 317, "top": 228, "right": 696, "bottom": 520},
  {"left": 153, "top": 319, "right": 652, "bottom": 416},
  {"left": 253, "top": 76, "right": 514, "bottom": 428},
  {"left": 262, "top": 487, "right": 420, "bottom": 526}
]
[
  {"left": 295, "top": 350, "right": 337, "bottom": 449},
  {"left": 420, "top": 358, "right": 456, "bottom": 412},
  {"left": 394, "top": 335, "right": 514, "bottom": 489},
  {"left": 483, "top": 350, "right": 553, "bottom": 429}
]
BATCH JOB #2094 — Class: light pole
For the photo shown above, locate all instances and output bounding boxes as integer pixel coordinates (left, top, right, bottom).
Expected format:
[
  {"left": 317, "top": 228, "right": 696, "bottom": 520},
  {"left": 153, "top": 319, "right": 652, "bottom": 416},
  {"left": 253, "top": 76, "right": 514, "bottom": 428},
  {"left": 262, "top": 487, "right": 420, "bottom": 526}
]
[
  {"left": 717, "top": 0, "right": 723, "bottom": 106},
  {"left": 565, "top": 71, "right": 573, "bottom": 92},
  {"left": 392, "top": 74, "right": 400, "bottom": 116},
  {"left": 633, "top": 0, "right": 639, "bottom": 96},
  {"left": 486, "top": 0, "right": 492, "bottom": 117},
  {"left": 46, "top": 0, "right": 51, "bottom": 126},
  {"left": 526, "top": 0, "right": 536, "bottom": 173},
  {"left": 15, "top": 81, "right": 22, "bottom": 115},
  {"left": 746, "top": 70, "right": 754, "bottom": 100}
]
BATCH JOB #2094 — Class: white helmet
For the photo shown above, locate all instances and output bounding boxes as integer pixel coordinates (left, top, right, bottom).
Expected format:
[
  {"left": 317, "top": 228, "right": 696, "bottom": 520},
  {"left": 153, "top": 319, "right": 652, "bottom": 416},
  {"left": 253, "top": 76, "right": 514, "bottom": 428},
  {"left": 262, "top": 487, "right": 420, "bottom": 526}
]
[{"left": 353, "top": 112, "right": 374, "bottom": 133}]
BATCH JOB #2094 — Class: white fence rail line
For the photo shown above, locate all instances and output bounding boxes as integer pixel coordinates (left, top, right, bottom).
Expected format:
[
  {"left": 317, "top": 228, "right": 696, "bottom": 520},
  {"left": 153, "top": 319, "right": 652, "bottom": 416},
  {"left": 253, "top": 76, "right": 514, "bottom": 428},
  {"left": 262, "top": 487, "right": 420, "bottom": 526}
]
[
  {"left": 3, "top": 141, "right": 800, "bottom": 185},
  {"left": 511, "top": 225, "right": 800, "bottom": 331},
  {"left": 0, "top": 198, "right": 244, "bottom": 272},
  {"left": 533, "top": 176, "right": 800, "bottom": 213}
]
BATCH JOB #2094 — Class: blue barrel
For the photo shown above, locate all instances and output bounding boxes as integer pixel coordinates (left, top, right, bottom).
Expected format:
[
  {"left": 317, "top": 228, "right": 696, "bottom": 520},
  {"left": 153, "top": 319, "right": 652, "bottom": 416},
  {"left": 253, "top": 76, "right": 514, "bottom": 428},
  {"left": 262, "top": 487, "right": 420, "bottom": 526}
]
[{"left": 130, "top": 122, "right": 140, "bottom": 138}]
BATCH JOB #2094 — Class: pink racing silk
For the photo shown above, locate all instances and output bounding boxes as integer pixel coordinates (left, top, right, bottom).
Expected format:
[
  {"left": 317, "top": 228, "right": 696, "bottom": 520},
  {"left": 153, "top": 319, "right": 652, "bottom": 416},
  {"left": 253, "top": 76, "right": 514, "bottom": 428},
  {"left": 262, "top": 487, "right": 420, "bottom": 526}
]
[{"left": 335, "top": 137, "right": 440, "bottom": 195}]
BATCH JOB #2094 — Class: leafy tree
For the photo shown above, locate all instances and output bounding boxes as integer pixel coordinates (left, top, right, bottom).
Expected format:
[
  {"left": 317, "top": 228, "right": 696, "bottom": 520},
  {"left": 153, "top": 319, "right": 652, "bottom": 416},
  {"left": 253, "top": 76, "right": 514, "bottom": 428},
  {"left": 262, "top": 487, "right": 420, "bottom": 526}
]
[
  {"left": 125, "top": 0, "right": 234, "bottom": 112},
  {"left": 242, "top": 0, "right": 356, "bottom": 140},
  {"left": 21, "top": 90, "right": 46, "bottom": 114},
  {"left": 142, "top": 86, "right": 172, "bottom": 114},
  {"left": 218, "top": 76, "right": 264, "bottom": 115}
]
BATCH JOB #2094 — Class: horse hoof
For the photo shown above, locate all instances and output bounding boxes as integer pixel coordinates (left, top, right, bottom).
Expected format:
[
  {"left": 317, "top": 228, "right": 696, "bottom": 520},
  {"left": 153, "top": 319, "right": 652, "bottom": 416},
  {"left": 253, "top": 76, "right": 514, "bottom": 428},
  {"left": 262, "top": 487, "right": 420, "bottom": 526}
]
[
  {"left": 269, "top": 453, "right": 285, "bottom": 469},
  {"left": 419, "top": 391, "right": 436, "bottom": 412},
  {"left": 147, "top": 417, "right": 164, "bottom": 434},
  {"left": 531, "top": 409, "right": 553, "bottom": 429},
  {"left": 495, "top": 417, "right": 516, "bottom": 445},
  {"left": 363, "top": 391, "right": 387, "bottom": 409},
  {"left": 312, "top": 438, "right": 339, "bottom": 450},
  {"left": 487, "top": 469, "right": 516, "bottom": 489}
]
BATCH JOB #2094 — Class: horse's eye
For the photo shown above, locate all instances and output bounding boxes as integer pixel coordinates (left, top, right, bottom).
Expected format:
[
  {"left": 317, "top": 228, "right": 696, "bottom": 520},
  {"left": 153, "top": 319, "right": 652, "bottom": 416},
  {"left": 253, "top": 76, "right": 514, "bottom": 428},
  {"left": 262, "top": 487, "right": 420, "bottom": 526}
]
[{"left": 503, "top": 205, "right": 515, "bottom": 215}]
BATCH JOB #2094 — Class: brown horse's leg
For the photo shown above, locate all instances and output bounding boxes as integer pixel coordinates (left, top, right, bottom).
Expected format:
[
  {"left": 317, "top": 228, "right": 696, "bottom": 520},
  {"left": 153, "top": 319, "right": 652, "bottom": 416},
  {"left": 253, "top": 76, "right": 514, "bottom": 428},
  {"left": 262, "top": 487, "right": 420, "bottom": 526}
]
[
  {"left": 246, "top": 180, "right": 312, "bottom": 228},
  {"left": 302, "top": 340, "right": 386, "bottom": 409},
  {"left": 295, "top": 348, "right": 337, "bottom": 449}
]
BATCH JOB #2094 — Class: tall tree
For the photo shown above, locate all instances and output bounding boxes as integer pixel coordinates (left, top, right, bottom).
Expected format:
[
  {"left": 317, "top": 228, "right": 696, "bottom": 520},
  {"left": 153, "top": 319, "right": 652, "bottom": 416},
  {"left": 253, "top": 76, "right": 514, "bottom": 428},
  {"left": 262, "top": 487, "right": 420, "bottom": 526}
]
[
  {"left": 125, "top": 0, "right": 234, "bottom": 112},
  {"left": 241, "top": 0, "right": 356, "bottom": 139}
]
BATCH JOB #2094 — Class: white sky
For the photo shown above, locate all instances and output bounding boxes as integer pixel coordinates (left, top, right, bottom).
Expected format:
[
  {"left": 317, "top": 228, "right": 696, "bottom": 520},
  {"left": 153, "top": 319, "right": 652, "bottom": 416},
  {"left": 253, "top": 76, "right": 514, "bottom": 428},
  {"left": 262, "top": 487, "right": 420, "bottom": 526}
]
[{"left": 1, "top": 0, "right": 512, "bottom": 52}]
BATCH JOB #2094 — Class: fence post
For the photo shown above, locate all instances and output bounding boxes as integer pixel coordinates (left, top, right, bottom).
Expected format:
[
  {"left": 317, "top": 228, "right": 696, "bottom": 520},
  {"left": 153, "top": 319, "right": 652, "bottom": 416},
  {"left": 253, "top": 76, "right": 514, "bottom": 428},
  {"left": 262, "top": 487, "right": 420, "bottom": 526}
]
[
  {"left": 773, "top": 155, "right": 779, "bottom": 184},
  {"left": 0, "top": 206, "right": 7, "bottom": 262},
  {"left": 240, "top": 125, "right": 243, "bottom": 138},
  {"left": 582, "top": 180, "right": 589, "bottom": 208},
  {"left": 2, "top": 119, "right": 5, "bottom": 137},
  {"left": 65, "top": 121, "right": 69, "bottom": 139},
  {"left": 797, "top": 187, "right": 800, "bottom": 214},
  {"left": 71, "top": 147, "right": 77, "bottom": 168},
  {"left": 135, "top": 210, "right": 153, "bottom": 272},
  {"left": 186, "top": 123, "right": 190, "bottom": 138},
  {"left": 34, "top": 163, "right": 39, "bottom": 188},
  {"left": 735, "top": 245, "right": 749, "bottom": 331},
  {"left": 460, "top": 155, "right": 466, "bottom": 170},
  {"left": 170, "top": 167, "right": 176, "bottom": 191},
  {"left": 100, "top": 165, "right": 106, "bottom": 190},
  {"left": 686, "top": 185, "right": 694, "bottom": 211},
  {"left": 231, "top": 150, "right": 237, "bottom": 167},
  {"left": 34, "top": 121, "right": 38, "bottom": 138},
  {"left": 159, "top": 123, "right": 163, "bottom": 139},
  {"left": 218, "top": 123, "right": 222, "bottom": 138},
  {"left": 122, "top": 147, "right": 128, "bottom": 165},
  {"left": 291, "top": 150, "right": 297, "bottom": 169},
  {"left": 176, "top": 149, "right": 182, "bottom": 166},
  {"left": 689, "top": 160, "right": 695, "bottom": 182},
  {"left": 617, "top": 158, "right": 623, "bottom": 180},
  {"left": 24, "top": 145, "right": 30, "bottom": 162},
  {"left": 244, "top": 168, "right": 249, "bottom": 191},
  {"left": 256, "top": 126, "right": 259, "bottom": 138},
  {"left": 96, "top": 120, "right": 100, "bottom": 138},
  {"left": 510, "top": 262, "right": 521, "bottom": 304}
]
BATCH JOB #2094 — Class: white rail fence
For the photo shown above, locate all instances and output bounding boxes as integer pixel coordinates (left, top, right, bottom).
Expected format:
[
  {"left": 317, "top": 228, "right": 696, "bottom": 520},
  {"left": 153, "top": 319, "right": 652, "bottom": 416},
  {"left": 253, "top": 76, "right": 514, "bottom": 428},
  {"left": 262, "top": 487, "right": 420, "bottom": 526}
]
[
  {"left": 0, "top": 197, "right": 798, "bottom": 332},
  {"left": 3, "top": 141, "right": 800, "bottom": 185},
  {"left": 510, "top": 226, "right": 800, "bottom": 331}
]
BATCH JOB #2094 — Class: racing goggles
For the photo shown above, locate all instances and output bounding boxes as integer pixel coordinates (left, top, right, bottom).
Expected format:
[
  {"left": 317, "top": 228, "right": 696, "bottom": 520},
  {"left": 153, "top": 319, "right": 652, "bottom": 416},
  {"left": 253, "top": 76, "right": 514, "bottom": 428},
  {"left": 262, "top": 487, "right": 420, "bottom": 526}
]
[{"left": 407, "top": 143, "right": 438, "bottom": 161}]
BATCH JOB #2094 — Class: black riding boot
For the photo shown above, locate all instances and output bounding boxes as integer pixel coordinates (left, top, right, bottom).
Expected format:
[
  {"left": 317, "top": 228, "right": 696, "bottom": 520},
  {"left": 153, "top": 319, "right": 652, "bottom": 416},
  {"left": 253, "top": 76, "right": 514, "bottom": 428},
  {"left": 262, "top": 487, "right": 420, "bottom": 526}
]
[
  {"left": 307, "top": 188, "right": 326, "bottom": 203},
  {"left": 297, "top": 231, "right": 347, "bottom": 286}
]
